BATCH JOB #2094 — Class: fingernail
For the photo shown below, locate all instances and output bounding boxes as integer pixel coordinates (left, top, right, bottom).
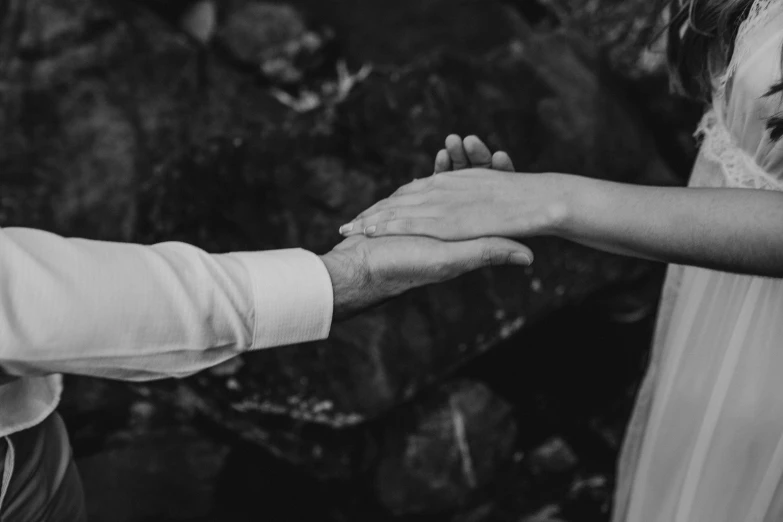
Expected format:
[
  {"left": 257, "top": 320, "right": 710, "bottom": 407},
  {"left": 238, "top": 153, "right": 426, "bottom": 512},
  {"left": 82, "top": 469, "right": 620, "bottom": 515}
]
[
  {"left": 364, "top": 225, "right": 377, "bottom": 235},
  {"left": 339, "top": 223, "right": 353, "bottom": 235},
  {"left": 510, "top": 253, "right": 533, "bottom": 266}
]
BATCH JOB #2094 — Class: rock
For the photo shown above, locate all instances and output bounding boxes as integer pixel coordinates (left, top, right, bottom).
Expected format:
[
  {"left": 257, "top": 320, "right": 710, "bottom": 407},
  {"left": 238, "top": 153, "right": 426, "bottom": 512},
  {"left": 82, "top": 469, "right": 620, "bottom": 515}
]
[
  {"left": 521, "top": 504, "right": 567, "bottom": 522},
  {"left": 453, "top": 502, "right": 499, "bottom": 522},
  {"left": 77, "top": 426, "right": 229, "bottom": 522},
  {"left": 527, "top": 437, "right": 579, "bottom": 478},
  {"left": 525, "top": 0, "right": 702, "bottom": 182},
  {"left": 588, "top": 267, "right": 665, "bottom": 324},
  {"left": 215, "top": 1, "right": 341, "bottom": 96},
  {"left": 213, "top": 2, "right": 370, "bottom": 113},
  {"left": 517, "top": 31, "right": 676, "bottom": 187},
  {"left": 589, "top": 417, "right": 625, "bottom": 453},
  {"left": 210, "top": 440, "right": 344, "bottom": 522},
  {"left": 373, "top": 380, "right": 517, "bottom": 516},
  {"left": 532, "top": 0, "right": 668, "bottom": 77},
  {"left": 562, "top": 474, "right": 613, "bottom": 520},
  {"left": 57, "top": 376, "right": 139, "bottom": 457},
  {"left": 216, "top": 2, "right": 309, "bottom": 69},
  {"left": 0, "top": 0, "right": 191, "bottom": 240},
  {"left": 174, "top": 34, "right": 666, "bottom": 448},
  {"left": 1, "top": 0, "right": 664, "bottom": 481},
  {"left": 178, "top": 0, "right": 217, "bottom": 44}
]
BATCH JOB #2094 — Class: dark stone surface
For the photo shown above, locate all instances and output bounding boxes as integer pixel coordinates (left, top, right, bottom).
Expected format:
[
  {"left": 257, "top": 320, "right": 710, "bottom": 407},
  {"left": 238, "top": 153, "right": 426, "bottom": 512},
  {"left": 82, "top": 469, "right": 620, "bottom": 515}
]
[
  {"left": 528, "top": 437, "right": 579, "bottom": 478},
  {"left": 1, "top": 0, "right": 663, "bottom": 462},
  {"left": 373, "top": 380, "right": 517, "bottom": 516},
  {"left": 531, "top": 0, "right": 667, "bottom": 77},
  {"left": 78, "top": 422, "right": 228, "bottom": 522},
  {"left": 0, "top": 1, "right": 691, "bottom": 519}
]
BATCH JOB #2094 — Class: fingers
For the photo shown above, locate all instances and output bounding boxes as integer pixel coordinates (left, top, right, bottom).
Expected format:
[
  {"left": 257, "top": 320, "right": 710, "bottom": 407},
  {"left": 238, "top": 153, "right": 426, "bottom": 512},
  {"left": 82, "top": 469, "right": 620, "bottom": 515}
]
[
  {"left": 433, "top": 149, "right": 451, "bottom": 174},
  {"left": 340, "top": 194, "right": 430, "bottom": 236},
  {"left": 343, "top": 207, "right": 439, "bottom": 238},
  {"left": 448, "top": 237, "right": 534, "bottom": 271},
  {"left": 463, "top": 135, "right": 493, "bottom": 168},
  {"left": 364, "top": 216, "right": 442, "bottom": 239},
  {"left": 491, "top": 151, "right": 515, "bottom": 172},
  {"left": 340, "top": 177, "right": 436, "bottom": 236},
  {"left": 444, "top": 134, "right": 514, "bottom": 172},
  {"left": 445, "top": 134, "right": 469, "bottom": 170},
  {"left": 357, "top": 193, "right": 425, "bottom": 220}
]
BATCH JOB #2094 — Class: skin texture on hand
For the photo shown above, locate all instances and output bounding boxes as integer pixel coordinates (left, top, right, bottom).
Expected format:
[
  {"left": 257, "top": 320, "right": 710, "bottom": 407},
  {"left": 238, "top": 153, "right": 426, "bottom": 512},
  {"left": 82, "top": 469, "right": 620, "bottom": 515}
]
[
  {"left": 340, "top": 169, "right": 575, "bottom": 241},
  {"left": 320, "top": 234, "right": 532, "bottom": 321}
]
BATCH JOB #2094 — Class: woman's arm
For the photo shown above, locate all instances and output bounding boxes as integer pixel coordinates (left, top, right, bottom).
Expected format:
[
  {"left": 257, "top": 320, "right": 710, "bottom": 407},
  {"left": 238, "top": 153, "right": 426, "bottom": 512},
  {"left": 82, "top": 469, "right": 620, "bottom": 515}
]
[
  {"left": 342, "top": 169, "right": 783, "bottom": 278},
  {"left": 562, "top": 175, "right": 783, "bottom": 276}
]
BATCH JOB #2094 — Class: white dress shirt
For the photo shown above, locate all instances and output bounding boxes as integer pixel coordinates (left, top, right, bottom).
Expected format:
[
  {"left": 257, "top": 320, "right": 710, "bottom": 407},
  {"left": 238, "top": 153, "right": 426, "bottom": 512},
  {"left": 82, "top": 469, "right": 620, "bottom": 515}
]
[{"left": 0, "top": 226, "right": 334, "bottom": 438}]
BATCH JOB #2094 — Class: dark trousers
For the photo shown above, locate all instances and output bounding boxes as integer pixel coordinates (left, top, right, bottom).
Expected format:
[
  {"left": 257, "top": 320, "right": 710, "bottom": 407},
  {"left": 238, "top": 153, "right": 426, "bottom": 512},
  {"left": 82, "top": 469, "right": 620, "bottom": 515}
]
[{"left": 0, "top": 413, "right": 86, "bottom": 522}]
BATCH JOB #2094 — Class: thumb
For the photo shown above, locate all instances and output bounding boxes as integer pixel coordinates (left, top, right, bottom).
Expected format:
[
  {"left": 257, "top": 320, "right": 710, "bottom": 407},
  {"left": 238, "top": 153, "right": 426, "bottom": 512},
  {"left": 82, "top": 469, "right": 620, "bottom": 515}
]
[{"left": 454, "top": 237, "right": 534, "bottom": 271}]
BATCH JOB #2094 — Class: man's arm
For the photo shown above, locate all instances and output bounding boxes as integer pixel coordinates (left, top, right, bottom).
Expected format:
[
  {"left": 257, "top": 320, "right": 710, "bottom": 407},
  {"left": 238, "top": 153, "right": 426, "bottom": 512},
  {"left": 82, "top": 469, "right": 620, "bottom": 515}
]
[
  {"left": 0, "top": 227, "right": 531, "bottom": 381},
  {"left": 0, "top": 226, "right": 333, "bottom": 380}
]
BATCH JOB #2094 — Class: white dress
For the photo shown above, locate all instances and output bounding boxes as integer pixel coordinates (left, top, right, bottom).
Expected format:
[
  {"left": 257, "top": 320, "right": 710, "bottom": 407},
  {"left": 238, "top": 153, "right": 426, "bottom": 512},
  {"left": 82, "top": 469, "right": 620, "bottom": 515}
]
[{"left": 612, "top": 2, "right": 783, "bottom": 521}]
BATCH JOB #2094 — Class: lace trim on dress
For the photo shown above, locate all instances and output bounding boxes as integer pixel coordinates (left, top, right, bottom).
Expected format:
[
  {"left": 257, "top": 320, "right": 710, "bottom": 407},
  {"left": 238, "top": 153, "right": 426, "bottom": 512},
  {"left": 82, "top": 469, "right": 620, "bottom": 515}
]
[
  {"left": 716, "top": 0, "right": 778, "bottom": 100},
  {"left": 696, "top": 110, "right": 783, "bottom": 191}
]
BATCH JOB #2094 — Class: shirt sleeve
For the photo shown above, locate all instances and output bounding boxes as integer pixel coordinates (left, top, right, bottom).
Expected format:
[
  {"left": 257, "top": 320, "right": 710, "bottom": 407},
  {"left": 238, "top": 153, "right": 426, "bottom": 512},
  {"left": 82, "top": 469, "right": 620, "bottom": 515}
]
[{"left": 0, "top": 227, "right": 334, "bottom": 381}]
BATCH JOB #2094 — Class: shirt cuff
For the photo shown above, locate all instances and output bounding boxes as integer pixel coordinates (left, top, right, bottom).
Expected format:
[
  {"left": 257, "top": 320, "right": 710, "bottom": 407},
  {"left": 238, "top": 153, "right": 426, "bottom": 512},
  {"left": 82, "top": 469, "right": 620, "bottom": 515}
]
[{"left": 229, "top": 248, "right": 334, "bottom": 349}]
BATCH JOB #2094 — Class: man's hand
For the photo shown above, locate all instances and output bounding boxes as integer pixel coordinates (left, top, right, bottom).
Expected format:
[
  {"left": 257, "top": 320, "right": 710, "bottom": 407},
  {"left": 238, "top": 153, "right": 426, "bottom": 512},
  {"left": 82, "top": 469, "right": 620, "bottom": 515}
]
[{"left": 320, "top": 235, "right": 533, "bottom": 321}]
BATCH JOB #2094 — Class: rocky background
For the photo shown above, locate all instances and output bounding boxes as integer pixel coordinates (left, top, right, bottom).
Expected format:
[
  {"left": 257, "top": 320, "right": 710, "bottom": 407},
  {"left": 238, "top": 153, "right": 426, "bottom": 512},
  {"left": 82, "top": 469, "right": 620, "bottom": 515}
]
[{"left": 0, "top": 0, "right": 704, "bottom": 521}]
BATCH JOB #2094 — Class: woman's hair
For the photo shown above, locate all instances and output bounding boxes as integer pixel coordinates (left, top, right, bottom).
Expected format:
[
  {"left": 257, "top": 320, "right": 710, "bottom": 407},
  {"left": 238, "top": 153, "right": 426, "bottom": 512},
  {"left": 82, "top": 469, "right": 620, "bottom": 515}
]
[{"left": 663, "top": 0, "right": 783, "bottom": 139}]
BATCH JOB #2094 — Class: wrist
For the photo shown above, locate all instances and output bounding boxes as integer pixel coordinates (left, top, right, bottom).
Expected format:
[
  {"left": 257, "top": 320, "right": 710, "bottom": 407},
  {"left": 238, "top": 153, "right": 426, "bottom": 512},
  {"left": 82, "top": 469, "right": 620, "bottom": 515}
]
[
  {"left": 319, "top": 249, "right": 368, "bottom": 322},
  {"left": 514, "top": 173, "right": 578, "bottom": 238},
  {"left": 535, "top": 173, "right": 597, "bottom": 239}
]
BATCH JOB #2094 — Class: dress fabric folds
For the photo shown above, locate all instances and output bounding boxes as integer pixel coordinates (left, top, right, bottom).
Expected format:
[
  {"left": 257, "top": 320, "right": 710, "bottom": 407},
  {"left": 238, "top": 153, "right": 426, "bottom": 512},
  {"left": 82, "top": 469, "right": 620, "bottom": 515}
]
[{"left": 612, "top": 2, "right": 783, "bottom": 521}]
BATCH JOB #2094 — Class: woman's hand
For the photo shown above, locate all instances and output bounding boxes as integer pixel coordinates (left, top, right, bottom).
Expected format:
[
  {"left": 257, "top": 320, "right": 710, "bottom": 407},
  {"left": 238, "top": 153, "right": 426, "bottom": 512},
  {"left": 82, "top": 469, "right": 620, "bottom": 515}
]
[{"left": 339, "top": 135, "right": 577, "bottom": 242}]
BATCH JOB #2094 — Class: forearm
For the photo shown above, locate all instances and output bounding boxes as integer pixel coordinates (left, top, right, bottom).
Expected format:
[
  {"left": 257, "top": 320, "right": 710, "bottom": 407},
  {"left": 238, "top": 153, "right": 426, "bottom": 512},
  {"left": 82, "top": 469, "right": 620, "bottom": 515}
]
[{"left": 554, "top": 175, "right": 783, "bottom": 277}]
